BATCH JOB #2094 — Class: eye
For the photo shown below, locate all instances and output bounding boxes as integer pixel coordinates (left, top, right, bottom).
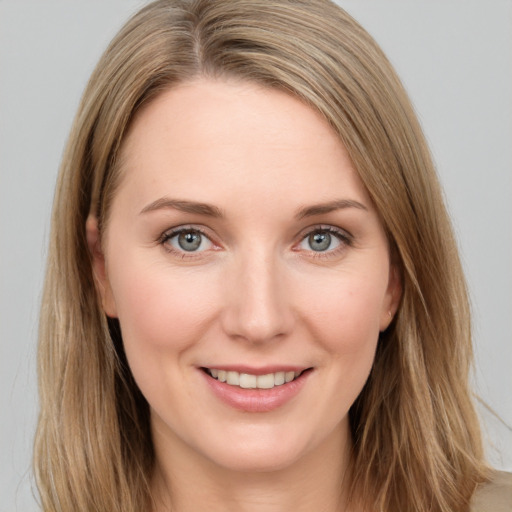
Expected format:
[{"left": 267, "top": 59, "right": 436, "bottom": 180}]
[
  {"left": 297, "top": 227, "right": 351, "bottom": 254},
  {"left": 162, "top": 228, "right": 213, "bottom": 253}
]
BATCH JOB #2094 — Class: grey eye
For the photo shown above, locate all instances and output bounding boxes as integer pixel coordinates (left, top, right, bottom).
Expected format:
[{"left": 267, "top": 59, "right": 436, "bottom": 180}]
[
  {"left": 298, "top": 229, "right": 344, "bottom": 253},
  {"left": 308, "top": 231, "right": 332, "bottom": 251},
  {"left": 178, "top": 231, "right": 202, "bottom": 251},
  {"left": 166, "top": 229, "right": 212, "bottom": 252}
]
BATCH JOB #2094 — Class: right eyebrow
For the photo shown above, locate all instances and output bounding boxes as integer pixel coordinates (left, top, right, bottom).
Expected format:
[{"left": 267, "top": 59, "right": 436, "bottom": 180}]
[{"left": 139, "top": 197, "right": 224, "bottom": 218}]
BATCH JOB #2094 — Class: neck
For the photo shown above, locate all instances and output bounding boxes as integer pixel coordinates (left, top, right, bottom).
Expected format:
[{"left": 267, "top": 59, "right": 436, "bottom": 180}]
[{"left": 151, "top": 422, "right": 356, "bottom": 512}]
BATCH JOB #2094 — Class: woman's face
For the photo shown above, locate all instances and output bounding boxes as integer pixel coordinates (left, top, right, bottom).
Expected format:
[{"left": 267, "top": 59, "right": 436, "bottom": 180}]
[{"left": 90, "top": 79, "right": 400, "bottom": 473}]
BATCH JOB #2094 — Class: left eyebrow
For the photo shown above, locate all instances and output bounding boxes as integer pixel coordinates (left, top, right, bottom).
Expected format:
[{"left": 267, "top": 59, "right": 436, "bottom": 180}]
[{"left": 295, "top": 199, "right": 368, "bottom": 220}]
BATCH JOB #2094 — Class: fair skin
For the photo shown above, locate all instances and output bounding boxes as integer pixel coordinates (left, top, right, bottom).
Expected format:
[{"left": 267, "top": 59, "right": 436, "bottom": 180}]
[{"left": 87, "top": 79, "right": 400, "bottom": 512}]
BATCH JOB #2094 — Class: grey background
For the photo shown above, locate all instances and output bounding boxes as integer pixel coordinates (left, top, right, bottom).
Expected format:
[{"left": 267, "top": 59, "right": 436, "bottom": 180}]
[{"left": 1, "top": 1, "right": 510, "bottom": 510}]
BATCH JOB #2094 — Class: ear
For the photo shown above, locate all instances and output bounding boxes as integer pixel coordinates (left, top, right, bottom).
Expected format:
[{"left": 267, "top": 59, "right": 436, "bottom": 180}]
[
  {"left": 86, "top": 214, "right": 118, "bottom": 318},
  {"left": 379, "top": 263, "right": 402, "bottom": 332}
]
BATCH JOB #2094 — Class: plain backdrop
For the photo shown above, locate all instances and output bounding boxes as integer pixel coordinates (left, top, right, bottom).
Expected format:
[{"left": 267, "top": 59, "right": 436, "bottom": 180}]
[{"left": 1, "top": 1, "right": 511, "bottom": 510}]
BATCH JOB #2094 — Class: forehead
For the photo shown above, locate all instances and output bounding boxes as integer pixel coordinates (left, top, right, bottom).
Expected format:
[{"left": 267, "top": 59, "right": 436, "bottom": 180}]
[{"left": 115, "top": 78, "right": 371, "bottom": 213}]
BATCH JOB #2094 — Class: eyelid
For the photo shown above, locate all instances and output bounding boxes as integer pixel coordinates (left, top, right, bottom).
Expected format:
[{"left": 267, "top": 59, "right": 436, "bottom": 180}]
[
  {"left": 294, "top": 224, "right": 354, "bottom": 256},
  {"left": 158, "top": 225, "right": 219, "bottom": 256},
  {"left": 295, "top": 224, "right": 353, "bottom": 241},
  {"left": 159, "top": 225, "right": 205, "bottom": 242}
]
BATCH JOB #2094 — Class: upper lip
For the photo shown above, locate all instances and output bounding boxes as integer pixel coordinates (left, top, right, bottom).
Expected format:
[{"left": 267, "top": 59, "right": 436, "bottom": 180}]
[{"left": 200, "top": 365, "right": 311, "bottom": 375}]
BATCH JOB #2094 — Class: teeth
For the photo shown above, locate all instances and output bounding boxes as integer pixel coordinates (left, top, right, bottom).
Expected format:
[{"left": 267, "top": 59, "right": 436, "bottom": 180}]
[
  {"left": 206, "top": 368, "right": 303, "bottom": 389},
  {"left": 239, "top": 373, "right": 257, "bottom": 389},
  {"left": 226, "top": 371, "right": 240, "bottom": 385},
  {"left": 256, "top": 373, "right": 275, "bottom": 389},
  {"left": 274, "top": 371, "right": 285, "bottom": 386}
]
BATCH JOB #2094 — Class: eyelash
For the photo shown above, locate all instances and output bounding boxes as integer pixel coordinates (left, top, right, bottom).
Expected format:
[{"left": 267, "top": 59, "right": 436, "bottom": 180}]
[
  {"left": 157, "top": 224, "right": 353, "bottom": 259},
  {"left": 158, "top": 226, "right": 214, "bottom": 259},
  {"left": 296, "top": 225, "right": 353, "bottom": 259}
]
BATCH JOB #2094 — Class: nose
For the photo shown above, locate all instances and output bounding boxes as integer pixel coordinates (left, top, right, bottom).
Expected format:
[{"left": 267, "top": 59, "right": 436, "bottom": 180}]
[{"left": 220, "top": 250, "right": 294, "bottom": 344}]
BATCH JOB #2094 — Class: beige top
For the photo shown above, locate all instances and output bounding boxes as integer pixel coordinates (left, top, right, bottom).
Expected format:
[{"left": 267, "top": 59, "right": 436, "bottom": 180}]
[{"left": 470, "top": 471, "right": 512, "bottom": 511}]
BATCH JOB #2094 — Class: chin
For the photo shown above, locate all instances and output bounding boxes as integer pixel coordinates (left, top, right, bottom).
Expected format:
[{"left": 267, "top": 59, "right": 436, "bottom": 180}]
[
  {"left": 197, "top": 424, "right": 322, "bottom": 474},
  {"left": 209, "top": 447, "right": 304, "bottom": 474}
]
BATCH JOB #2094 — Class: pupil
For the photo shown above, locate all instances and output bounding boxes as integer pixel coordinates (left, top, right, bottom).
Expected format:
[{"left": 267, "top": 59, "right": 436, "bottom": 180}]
[
  {"left": 309, "top": 231, "right": 331, "bottom": 251},
  {"left": 178, "top": 231, "right": 201, "bottom": 251}
]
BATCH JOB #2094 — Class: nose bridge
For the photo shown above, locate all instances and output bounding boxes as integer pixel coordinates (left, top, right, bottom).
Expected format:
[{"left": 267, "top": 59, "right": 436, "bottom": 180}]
[{"left": 222, "top": 247, "right": 293, "bottom": 343}]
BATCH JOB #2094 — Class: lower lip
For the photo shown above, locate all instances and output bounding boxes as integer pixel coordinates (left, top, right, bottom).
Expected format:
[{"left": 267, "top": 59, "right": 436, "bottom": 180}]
[{"left": 201, "top": 370, "right": 312, "bottom": 413}]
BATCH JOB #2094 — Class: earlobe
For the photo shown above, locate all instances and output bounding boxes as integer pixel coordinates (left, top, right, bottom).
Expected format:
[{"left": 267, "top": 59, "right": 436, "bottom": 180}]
[
  {"left": 85, "top": 214, "right": 118, "bottom": 318},
  {"left": 380, "top": 264, "right": 402, "bottom": 331}
]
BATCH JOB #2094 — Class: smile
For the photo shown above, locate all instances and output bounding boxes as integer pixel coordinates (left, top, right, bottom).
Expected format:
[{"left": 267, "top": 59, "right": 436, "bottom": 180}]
[
  {"left": 201, "top": 366, "right": 313, "bottom": 412},
  {"left": 204, "top": 368, "right": 304, "bottom": 389}
]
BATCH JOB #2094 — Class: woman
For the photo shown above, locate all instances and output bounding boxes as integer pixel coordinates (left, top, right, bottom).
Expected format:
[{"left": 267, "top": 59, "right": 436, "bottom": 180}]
[{"left": 34, "top": 0, "right": 511, "bottom": 511}]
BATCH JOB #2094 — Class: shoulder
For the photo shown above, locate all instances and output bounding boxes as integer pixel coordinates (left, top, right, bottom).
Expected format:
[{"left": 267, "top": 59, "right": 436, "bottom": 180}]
[{"left": 470, "top": 470, "right": 512, "bottom": 512}]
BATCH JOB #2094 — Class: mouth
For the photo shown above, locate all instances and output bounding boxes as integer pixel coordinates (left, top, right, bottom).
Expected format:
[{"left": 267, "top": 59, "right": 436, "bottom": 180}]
[
  {"left": 200, "top": 366, "right": 313, "bottom": 412},
  {"left": 201, "top": 367, "right": 311, "bottom": 389}
]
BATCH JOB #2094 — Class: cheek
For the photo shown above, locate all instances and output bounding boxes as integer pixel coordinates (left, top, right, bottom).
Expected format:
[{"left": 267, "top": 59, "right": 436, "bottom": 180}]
[
  {"left": 108, "top": 255, "right": 219, "bottom": 355},
  {"left": 300, "top": 266, "right": 388, "bottom": 353},
  {"left": 297, "top": 262, "right": 389, "bottom": 403},
  {"left": 299, "top": 272, "right": 385, "bottom": 418}
]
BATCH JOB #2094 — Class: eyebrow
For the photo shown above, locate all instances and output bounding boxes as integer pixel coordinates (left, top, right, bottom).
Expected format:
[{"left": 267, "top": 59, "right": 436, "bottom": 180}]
[
  {"left": 139, "top": 198, "right": 224, "bottom": 217},
  {"left": 295, "top": 199, "right": 368, "bottom": 219},
  {"left": 139, "top": 197, "right": 367, "bottom": 219}
]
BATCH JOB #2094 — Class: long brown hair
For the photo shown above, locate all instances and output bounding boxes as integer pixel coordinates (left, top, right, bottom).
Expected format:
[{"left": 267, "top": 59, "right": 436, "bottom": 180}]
[{"left": 34, "top": 1, "right": 488, "bottom": 510}]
